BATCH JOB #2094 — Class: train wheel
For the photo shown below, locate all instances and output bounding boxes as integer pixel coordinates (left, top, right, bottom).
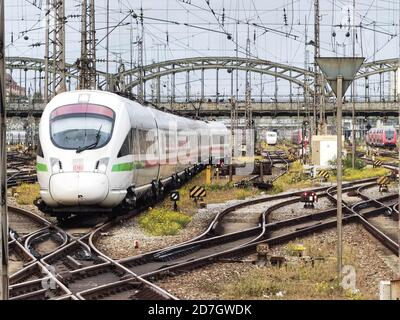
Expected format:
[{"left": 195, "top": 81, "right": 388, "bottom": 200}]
[
  {"left": 158, "top": 180, "right": 165, "bottom": 196},
  {"left": 56, "top": 214, "right": 72, "bottom": 224},
  {"left": 151, "top": 180, "right": 164, "bottom": 202}
]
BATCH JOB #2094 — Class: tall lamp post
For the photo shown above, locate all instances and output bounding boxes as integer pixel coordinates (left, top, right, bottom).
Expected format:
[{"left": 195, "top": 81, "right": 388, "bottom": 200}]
[
  {"left": 316, "top": 57, "right": 364, "bottom": 280},
  {"left": 0, "top": 0, "right": 8, "bottom": 300}
]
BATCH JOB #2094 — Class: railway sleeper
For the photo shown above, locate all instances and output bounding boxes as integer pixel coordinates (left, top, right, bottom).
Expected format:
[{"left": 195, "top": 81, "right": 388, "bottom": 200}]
[
  {"left": 79, "top": 281, "right": 165, "bottom": 300},
  {"left": 153, "top": 244, "right": 202, "bottom": 262}
]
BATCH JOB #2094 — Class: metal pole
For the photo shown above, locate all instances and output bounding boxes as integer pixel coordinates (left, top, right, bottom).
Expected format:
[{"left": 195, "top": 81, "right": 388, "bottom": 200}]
[
  {"left": 351, "top": 0, "right": 356, "bottom": 168},
  {"left": 216, "top": 68, "right": 219, "bottom": 104},
  {"left": 336, "top": 75, "right": 343, "bottom": 280},
  {"left": 44, "top": 0, "right": 50, "bottom": 102},
  {"left": 398, "top": 76, "right": 400, "bottom": 278},
  {"left": 106, "top": 0, "right": 109, "bottom": 91},
  {"left": 89, "top": 0, "right": 96, "bottom": 89},
  {"left": 235, "top": 22, "right": 239, "bottom": 101},
  {"left": 229, "top": 72, "right": 234, "bottom": 183},
  {"left": 0, "top": 0, "right": 9, "bottom": 300},
  {"left": 301, "top": 124, "right": 304, "bottom": 162},
  {"left": 398, "top": 0, "right": 400, "bottom": 278},
  {"left": 80, "top": 0, "right": 87, "bottom": 89},
  {"left": 201, "top": 68, "right": 204, "bottom": 102},
  {"left": 351, "top": 99, "right": 356, "bottom": 168},
  {"left": 314, "top": 0, "right": 321, "bottom": 134}
]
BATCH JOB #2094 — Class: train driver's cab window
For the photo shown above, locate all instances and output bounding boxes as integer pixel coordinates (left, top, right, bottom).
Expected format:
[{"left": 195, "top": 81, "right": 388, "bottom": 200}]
[
  {"left": 50, "top": 104, "right": 115, "bottom": 151},
  {"left": 386, "top": 129, "right": 395, "bottom": 140}
]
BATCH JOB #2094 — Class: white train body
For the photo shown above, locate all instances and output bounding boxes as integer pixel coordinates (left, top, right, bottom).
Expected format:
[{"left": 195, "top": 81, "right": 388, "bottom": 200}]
[
  {"left": 265, "top": 131, "right": 278, "bottom": 145},
  {"left": 36, "top": 90, "right": 229, "bottom": 215}
]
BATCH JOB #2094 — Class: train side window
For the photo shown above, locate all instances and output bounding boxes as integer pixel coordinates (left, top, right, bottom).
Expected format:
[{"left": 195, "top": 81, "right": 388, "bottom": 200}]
[
  {"left": 132, "top": 128, "right": 140, "bottom": 156},
  {"left": 117, "top": 131, "right": 132, "bottom": 158},
  {"left": 138, "top": 129, "right": 149, "bottom": 155}
]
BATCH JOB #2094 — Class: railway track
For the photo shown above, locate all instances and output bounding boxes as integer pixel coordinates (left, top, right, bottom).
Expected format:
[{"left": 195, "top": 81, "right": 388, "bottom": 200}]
[
  {"left": 6, "top": 150, "right": 400, "bottom": 300},
  {"left": 74, "top": 178, "right": 385, "bottom": 298},
  {"left": 236, "top": 150, "right": 290, "bottom": 189},
  {"left": 7, "top": 151, "right": 37, "bottom": 187},
  {"left": 7, "top": 204, "right": 175, "bottom": 300}
]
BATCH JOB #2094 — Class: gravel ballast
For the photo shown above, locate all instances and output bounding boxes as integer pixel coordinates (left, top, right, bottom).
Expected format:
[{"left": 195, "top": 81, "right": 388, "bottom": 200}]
[{"left": 156, "top": 223, "right": 398, "bottom": 300}]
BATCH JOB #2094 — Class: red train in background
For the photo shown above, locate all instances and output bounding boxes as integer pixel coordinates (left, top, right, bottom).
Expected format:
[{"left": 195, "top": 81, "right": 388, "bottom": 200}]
[
  {"left": 290, "top": 129, "right": 310, "bottom": 147},
  {"left": 366, "top": 126, "right": 397, "bottom": 149}
]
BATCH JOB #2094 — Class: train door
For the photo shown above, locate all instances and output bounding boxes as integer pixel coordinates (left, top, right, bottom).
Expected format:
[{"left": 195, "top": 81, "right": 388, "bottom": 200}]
[
  {"left": 136, "top": 125, "right": 159, "bottom": 186},
  {"left": 152, "top": 120, "right": 161, "bottom": 181},
  {"left": 113, "top": 129, "right": 136, "bottom": 189},
  {"left": 131, "top": 128, "right": 139, "bottom": 186}
]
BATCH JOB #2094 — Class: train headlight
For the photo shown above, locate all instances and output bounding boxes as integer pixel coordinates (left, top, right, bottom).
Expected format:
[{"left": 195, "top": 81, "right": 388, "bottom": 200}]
[
  {"left": 96, "top": 158, "right": 109, "bottom": 173},
  {"left": 50, "top": 158, "right": 62, "bottom": 173}
]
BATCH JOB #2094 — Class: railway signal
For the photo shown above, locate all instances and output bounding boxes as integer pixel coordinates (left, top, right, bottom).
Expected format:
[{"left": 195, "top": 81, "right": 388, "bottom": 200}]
[
  {"left": 300, "top": 191, "right": 318, "bottom": 208},
  {"left": 170, "top": 190, "right": 180, "bottom": 211}
]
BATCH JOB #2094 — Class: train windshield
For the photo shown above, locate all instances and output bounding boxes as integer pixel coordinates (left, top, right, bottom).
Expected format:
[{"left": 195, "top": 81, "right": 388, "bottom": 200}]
[
  {"left": 50, "top": 104, "right": 115, "bottom": 151},
  {"left": 385, "top": 129, "right": 395, "bottom": 140}
]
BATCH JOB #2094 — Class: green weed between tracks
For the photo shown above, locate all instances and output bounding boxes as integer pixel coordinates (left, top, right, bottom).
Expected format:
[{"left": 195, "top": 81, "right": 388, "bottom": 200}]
[
  {"left": 14, "top": 183, "right": 40, "bottom": 205},
  {"left": 271, "top": 161, "right": 314, "bottom": 194},
  {"left": 221, "top": 238, "right": 366, "bottom": 300},
  {"left": 138, "top": 208, "right": 192, "bottom": 236}
]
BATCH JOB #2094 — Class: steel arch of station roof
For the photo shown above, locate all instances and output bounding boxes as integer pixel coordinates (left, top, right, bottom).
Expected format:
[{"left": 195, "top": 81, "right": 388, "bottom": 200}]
[
  {"left": 355, "top": 58, "right": 399, "bottom": 80},
  {"left": 5, "top": 56, "right": 399, "bottom": 92},
  {"left": 104, "top": 56, "right": 316, "bottom": 93},
  {"left": 5, "top": 56, "right": 107, "bottom": 81},
  {"left": 6, "top": 56, "right": 79, "bottom": 78}
]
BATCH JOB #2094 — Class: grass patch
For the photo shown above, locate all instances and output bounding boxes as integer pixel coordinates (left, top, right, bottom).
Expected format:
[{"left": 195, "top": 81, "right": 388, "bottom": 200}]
[
  {"left": 139, "top": 170, "right": 261, "bottom": 237},
  {"left": 343, "top": 167, "right": 390, "bottom": 181},
  {"left": 259, "top": 142, "right": 295, "bottom": 153},
  {"left": 270, "top": 161, "right": 314, "bottom": 194},
  {"left": 220, "top": 238, "right": 366, "bottom": 300},
  {"left": 158, "top": 170, "right": 261, "bottom": 216},
  {"left": 138, "top": 208, "right": 191, "bottom": 236},
  {"left": 328, "top": 155, "right": 390, "bottom": 181},
  {"left": 14, "top": 183, "right": 40, "bottom": 205},
  {"left": 375, "top": 156, "right": 399, "bottom": 164},
  {"left": 328, "top": 166, "right": 390, "bottom": 182},
  {"left": 342, "top": 155, "right": 366, "bottom": 170}
]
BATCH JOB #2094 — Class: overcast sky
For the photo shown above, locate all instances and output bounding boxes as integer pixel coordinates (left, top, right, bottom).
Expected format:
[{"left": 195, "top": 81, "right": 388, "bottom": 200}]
[{"left": 4, "top": 0, "right": 400, "bottom": 99}]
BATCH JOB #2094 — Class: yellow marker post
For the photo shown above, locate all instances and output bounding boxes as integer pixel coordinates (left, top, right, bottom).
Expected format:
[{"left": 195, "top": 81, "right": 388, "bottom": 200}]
[{"left": 205, "top": 165, "right": 212, "bottom": 185}]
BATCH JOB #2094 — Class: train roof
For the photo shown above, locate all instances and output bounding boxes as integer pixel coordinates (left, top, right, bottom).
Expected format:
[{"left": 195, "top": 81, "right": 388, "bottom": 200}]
[
  {"left": 369, "top": 126, "right": 396, "bottom": 131},
  {"left": 45, "top": 90, "right": 227, "bottom": 130}
]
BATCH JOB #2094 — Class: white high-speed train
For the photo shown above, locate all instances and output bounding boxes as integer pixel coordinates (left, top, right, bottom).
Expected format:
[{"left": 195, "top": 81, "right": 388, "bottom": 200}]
[
  {"left": 35, "top": 90, "right": 229, "bottom": 219},
  {"left": 265, "top": 131, "right": 278, "bottom": 145}
]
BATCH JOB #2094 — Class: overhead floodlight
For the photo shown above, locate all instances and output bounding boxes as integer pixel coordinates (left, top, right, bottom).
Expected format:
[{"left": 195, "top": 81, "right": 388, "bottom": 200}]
[{"left": 316, "top": 57, "right": 365, "bottom": 98}]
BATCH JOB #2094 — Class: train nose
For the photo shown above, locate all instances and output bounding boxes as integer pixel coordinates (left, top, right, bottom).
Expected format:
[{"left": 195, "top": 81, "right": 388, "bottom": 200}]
[{"left": 49, "top": 172, "right": 109, "bottom": 206}]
